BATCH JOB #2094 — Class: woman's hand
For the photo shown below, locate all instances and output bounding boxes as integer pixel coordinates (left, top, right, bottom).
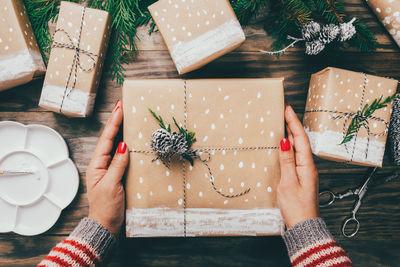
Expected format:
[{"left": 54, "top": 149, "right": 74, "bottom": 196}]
[
  {"left": 86, "top": 100, "right": 128, "bottom": 235},
  {"left": 278, "top": 104, "right": 319, "bottom": 229}
]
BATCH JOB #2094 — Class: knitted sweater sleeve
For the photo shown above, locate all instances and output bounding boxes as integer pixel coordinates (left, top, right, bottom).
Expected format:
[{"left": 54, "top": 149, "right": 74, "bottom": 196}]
[
  {"left": 38, "top": 217, "right": 117, "bottom": 267},
  {"left": 282, "top": 217, "right": 353, "bottom": 267}
]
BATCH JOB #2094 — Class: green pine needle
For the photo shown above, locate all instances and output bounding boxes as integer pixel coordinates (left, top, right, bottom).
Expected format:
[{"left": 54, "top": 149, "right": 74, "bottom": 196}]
[
  {"left": 149, "top": 108, "right": 171, "bottom": 132},
  {"left": 340, "top": 92, "right": 397, "bottom": 145},
  {"left": 24, "top": 0, "right": 79, "bottom": 62}
]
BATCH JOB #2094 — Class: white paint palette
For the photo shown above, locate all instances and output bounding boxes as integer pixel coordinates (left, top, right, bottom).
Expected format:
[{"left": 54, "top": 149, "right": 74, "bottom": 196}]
[{"left": 0, "top": 121, "right": 79, "bottom": 236}]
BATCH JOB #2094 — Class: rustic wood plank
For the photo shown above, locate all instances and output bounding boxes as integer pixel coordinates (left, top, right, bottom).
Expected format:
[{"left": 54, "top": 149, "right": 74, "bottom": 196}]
[{"left": 0, "top": 234, "right": 399, "bottom": 266}]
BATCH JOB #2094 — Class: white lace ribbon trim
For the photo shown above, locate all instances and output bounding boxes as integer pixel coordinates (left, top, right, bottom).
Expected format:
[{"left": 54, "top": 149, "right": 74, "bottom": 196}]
[
  {"left": 170, "top": 19, "right": 245, "bottom": 73},
  {"left": 0, "top": 49, "right": 45, "bottom": 89},
  {"left": 39, "top": 83, "right": 96, "bottom": 116},
  {"left": 305, "top": 127, "right": 385, "bottom": 166},
  {"left": 126, "top": 207, "right": 283, "bottom": 237}
]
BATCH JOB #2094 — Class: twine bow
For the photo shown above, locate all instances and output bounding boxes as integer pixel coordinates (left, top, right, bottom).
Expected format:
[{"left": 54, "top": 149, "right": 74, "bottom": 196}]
[
  {"left": 149, "top": 128, "right": 251, "bottom": 199},
  {"left": 50, "top": 7, "right": 98, "bottom": 113}
]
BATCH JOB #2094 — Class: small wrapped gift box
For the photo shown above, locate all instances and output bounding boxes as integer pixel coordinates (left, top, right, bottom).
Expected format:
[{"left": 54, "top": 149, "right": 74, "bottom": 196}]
[
  {"left": 0, "top": 0, "right": 46, "bottom": 91},
  {"left": 123, "top": 78, "right": 285, "bottom": 237},
  {"left": 148, "top": 0, "right": 245, "bottom": 74},
  {"left": 303, "top": 67, "right": 398, "bottom": 167},
  {"left": 39, "top": 2, "right": 111, "bottom": 117},
  {"left": 366, "top": 0, "right": 400, "bottom": 48}
]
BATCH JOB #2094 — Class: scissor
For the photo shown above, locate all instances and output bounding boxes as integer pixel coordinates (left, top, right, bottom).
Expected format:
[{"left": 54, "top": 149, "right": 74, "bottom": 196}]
[{"left": 319, "top": 167, "right": 378, "bottom": 238}]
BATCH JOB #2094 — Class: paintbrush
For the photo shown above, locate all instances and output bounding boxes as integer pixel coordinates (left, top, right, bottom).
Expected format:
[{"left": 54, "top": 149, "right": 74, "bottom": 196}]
[{"left": 0, "top": 170, "right": 34, "bottom": 176}]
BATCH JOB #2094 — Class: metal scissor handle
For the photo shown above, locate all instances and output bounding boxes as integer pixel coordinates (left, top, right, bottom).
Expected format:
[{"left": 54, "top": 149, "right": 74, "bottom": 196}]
[
  {"left": 319, "top": 189, "right": 355, "bottom": 208},
  {"left": 319, "top": 191, "right": 336, "bottom": 207},
  {"left": 342, "top": 214, "right": 360, "bottom": 238}
]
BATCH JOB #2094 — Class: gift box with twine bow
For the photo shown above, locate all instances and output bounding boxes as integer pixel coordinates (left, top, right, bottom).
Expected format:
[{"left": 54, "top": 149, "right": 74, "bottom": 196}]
[
  {"left": 0, "top": 0, "right": 46, "bottom": 91},
  {"left": 303, "top": 67, "right": 398, "bottom": 167},
  {"left": 39, "top": 1, "right": 111, "bottom": 117},
  {"left": 123, "top": 78, "right": 285, "bottom": 237}
]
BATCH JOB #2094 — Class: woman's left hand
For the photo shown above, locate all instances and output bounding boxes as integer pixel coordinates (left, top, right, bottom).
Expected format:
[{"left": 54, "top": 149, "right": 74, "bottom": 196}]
[{"left": 86, "top": 100, "right": 129, "bottom": 235}]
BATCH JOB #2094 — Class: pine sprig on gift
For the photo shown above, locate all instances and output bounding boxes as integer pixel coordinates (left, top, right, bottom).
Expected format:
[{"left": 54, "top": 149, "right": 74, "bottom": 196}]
[
  {"left": 173, "top": 117, "right": 197, "bottom": 148},
  {"left": 149, "top": 108, "right": 171, "bottom": 133},
  {"left": 340, "top": 93, "right": 397, "bottom": 144}
]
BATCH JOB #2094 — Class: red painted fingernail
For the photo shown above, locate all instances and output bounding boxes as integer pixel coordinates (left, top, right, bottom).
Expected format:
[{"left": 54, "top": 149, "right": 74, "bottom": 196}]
[
  {"left": 114, "top": 100, "right": 120, "bottom": 112},
  {"left": 280, "top": 138, "right": 291, "bottom": 152},
  {"left": 117, "top": 142, "right": 127, "bottom": 154}
]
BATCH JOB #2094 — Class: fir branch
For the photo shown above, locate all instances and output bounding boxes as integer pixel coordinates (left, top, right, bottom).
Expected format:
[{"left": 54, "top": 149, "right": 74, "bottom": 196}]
[
  {"left": 340, "top": 93, "right": 397, "bottom": 144},
  {"left": 88, "top": 0, "right": 156, "bottom": 85},
  {"left": 230, "top": 0, "right": 270, "bottom": 24},
  {"left": 24, "top": 0, "right": 78, "bottom": 62},
  {"left": 149, "top": 108, "right": 171, "bottom": 132},
  {"left": 282, "top": 0, "right": 313, "bottom": 25},
  {"left": 173, "top": 117, "right": 197, "bottom": 147}
]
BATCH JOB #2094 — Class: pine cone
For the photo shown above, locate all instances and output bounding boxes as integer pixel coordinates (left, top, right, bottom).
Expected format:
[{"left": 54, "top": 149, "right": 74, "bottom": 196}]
[
  {"left": 339, "top": 20, "right": 357, "bottom": 42},
  {"left": 302, "top": 21, "right": 321, "bottom": 41},
  {"left": 319, "top": 24, "right": 340, "bottom": 44},
  {"left": 151, "top": 129, "right": 173, "bottom": 157},
  {"left": 171, "top": 132, "right": 188, "bottom": 154},
  {"left": 305, "top": 40, "right": 325, "bottom": 55}
]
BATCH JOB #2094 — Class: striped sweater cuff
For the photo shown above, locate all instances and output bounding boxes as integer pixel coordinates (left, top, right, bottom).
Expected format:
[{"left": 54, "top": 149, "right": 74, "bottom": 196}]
[
  {"left": 282, "top": 217, "right": 352, "bottom": 267},
  {"left": 282, "top": 217, "right": 333, "bottom": 258},
  {"left": 70, "top": 217, "right": 117, "bottom": 263}
]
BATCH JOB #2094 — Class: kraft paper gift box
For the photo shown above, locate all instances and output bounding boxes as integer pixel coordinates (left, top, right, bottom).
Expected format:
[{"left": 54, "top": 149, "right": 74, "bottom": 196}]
[
  {"left": 303, "top": 67, "right": 398, "bottom": 167},
  {"left": 148, "top": 0, "right": 245, "bottom": 74},
  {"left": 39, "top": 2, "right": 111, "bottom": 117},
  {"left": 366, "top": 0, "right": 400, "bottom": 48},
  {"left": 123, "top": 78, "right": 285, "bottom": 237},
  {"left": 0, "top": 0, "right": 46, "bottom": 91}
]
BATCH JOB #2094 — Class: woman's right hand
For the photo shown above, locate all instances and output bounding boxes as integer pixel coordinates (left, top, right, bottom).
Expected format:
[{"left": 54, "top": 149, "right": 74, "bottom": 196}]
[{"left": 278, "top": 104, "right": 319, "bottom": 229}]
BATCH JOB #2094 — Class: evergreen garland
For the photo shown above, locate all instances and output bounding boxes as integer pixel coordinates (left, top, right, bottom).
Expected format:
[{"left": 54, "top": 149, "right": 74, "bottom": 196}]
[
  {"left": 265, "top": 0, "right": 377, "bottom": 56},
  {"left": 24, "top": 0, "right": 377, "bottom": 85},
  {"left": 24, "top": 0, "right": 79, "bottom": 61}
]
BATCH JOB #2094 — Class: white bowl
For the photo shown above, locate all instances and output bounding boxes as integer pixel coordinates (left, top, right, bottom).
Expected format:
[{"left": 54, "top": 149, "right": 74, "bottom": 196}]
[{"left": 0, "top": 121, "right": 79, "bottom": 236}]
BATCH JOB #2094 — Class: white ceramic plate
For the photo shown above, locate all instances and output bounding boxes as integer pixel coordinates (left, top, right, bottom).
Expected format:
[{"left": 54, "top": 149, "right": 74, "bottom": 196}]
[{"left": 0, "top": 121, "right": 79, "bottom": 236}]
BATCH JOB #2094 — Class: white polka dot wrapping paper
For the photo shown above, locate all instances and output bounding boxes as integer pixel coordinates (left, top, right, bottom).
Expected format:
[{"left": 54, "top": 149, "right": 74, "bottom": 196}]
[
  {"left": 39, "top": 1, "right": 111, "bottom": 117},
  {"left": 0, "top": 0, "right": 46, "bottom": 91},
  {"left": 303, "top": 67, "right": 398, "bottom": 167},
  {"left": 366, "top": 0, "right": 400, "bottom": 48},
  {"left": 123, "top": 78, "right": 285, "bottom": 237},
  {"left": 148, "top": 0, "right": 245, "bottom": 74}
]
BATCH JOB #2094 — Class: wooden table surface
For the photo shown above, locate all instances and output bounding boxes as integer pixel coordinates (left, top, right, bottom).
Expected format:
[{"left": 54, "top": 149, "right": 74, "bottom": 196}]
[{"left": 1, "top": 1, "right": 400, "bottom": 266}]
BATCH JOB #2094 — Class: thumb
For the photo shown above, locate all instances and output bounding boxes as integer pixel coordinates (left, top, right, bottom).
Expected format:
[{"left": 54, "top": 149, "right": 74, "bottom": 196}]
[
  {"left": 279, "top": 138, "right": 299, "bottom": 185},
  {"left": 104, "top": 142, "right": 129, "bottom": 184}
]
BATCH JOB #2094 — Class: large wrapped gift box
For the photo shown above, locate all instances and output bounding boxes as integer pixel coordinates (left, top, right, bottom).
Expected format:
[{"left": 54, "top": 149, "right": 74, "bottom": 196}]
[
  {"left": 303, "top": 67, "right": 398, "bottom": 167},
  {"left": 123, "top": 78, "right": 285, "bottom": 237},
  {"left": 0, "top": 0, "right": 46, "bottom": 91},
  {"left": 39, "top": 1, "right": 111, "bottom": 117},
  {"left": 148, "top": 0, "right": 245, "bottom": 74},
  {"left": 366, "top": 0, "right": 400, "bottom": 48}
]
